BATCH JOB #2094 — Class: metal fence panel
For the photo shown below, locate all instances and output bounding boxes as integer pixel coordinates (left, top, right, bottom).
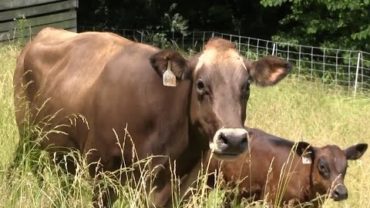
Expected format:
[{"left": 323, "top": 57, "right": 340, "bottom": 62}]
[{"left": 82, "top": 27, "right": 370, "bottom": 94}]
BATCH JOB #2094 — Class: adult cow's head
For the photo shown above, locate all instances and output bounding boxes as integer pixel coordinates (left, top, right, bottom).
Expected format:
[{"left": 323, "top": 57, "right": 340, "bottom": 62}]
[
  {"left": 296, "top": 142, "right": 368, "bottom": 201},
  {"left": 150, "top": 38, "right": 291, "bottom": 159}
]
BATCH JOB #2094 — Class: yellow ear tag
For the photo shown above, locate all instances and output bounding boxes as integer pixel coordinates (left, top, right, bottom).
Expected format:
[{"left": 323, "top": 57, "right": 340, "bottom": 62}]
[{"left": 163, "top": 61, "right": 177, "bottom": 87}]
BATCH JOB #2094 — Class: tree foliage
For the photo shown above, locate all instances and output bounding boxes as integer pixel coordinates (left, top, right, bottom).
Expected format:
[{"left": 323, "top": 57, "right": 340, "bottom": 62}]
[
  {"left": 261, "top": 0, "right": 370, "bottom": 51},
  {"left": 77, "top": 0, "right": 370, "bottom": 51},
  {"left": 77, "top": 0, "right": 286, "bottom": 39}
]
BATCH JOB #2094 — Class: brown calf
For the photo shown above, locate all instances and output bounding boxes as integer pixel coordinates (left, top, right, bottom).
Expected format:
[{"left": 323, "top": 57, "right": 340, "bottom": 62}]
[{"left": 208, "top": 128, "right": 367, "bottom": 207}]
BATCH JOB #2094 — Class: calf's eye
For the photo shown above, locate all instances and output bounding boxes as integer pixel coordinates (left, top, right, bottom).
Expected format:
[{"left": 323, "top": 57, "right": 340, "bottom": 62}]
[{"left": 318, "top": 158, "right": 330, "bottom": 179}]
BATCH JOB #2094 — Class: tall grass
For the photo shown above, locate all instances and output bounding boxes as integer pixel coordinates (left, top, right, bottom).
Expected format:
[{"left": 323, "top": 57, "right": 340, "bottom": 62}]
[{"left": 0, "top": 43, "right": 369, "bottom": 208}]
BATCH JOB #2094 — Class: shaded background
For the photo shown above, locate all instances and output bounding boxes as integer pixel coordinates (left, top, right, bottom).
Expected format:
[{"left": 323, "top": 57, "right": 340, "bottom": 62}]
[
  {"left": 77, "top": 0, "right": 288, "bottom": 40},
  {"left": 77, "top": 0, "right": 370, "bottom": 51}
]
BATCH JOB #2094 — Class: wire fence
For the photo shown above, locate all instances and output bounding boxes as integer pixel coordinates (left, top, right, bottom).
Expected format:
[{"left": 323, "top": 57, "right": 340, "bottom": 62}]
[{"left": 79, "top": 26, "right": 370, "bottom": 95}]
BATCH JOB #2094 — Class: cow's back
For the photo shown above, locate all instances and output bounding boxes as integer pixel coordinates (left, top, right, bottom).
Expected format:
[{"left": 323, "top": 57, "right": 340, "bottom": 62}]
[
  {"left": 13, "top": 28, "right": 131, "bottom": 148},
  {"left": 19, "top": 28, "right": 128, "bottom": 103}
]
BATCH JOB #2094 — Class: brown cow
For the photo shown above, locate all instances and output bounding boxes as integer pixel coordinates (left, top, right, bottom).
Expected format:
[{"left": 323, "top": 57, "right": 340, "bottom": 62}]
[
  {"left": 207, "top": 128, "right": 368, "bottom": 207},
  {"left": 13, "top": 27, "right": 291, "bottom": 207}
]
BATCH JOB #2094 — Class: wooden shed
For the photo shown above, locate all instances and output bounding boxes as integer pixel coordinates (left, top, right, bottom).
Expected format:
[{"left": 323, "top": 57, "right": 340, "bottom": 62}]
[{"left": 0, "top": 0, "right": 78, "bottom": 41}]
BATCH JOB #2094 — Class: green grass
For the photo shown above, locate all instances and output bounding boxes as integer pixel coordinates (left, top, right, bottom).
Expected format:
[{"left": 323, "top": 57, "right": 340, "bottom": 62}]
[{"left": 0, "top": 43, "right": 369, "bottom": 207}]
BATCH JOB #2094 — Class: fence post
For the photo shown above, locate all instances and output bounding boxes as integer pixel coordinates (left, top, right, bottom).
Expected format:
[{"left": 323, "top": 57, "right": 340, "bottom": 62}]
[
  {"left": 272, "top": 43, "right": 276, "bottom": 56},
  {"left": 298, "top": 46, "right": 301, "bottom": 78},
  {"left": 322, "top": 48, "right": 325, "bottom": 79},
  {"left": 202, "top": 32, "right": 206, "bottom": 49},
  {"left": 335, "top": 50, "right": 339, "bottom": 85},
  {"left": 354, "top": 52, "right": 361, "bottom": 96},
  {"left": 247, "top": 38, "right": 250, "bottom": 59},
  {"left": 310, "top": 47, "right": 314, "bottom": 79},
  {"left": 361, "top": 51, "right": 364, "bottom": 89},
  {"left": 238, "top": 35, "right": 241, "bottom": 52},
  {"left": 256, "top": 39, "right": 260, "bottom": 59},
  {"left": 287, "top": 44, "right": 290, "bottom": 61}
]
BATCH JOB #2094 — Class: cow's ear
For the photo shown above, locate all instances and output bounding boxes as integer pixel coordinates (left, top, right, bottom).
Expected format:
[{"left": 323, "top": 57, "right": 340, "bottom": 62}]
[
  {"left": 247, "top": 56, "right": 291, "bottom": 86},
  {"left": 150, "top": 49, "right": 190, "bottom": 80},
  {"left": 295, "top": 141, "right": 314, "bottom": 159},
  {"left": 345, "top": 143, "right": 368, "bottom": 160}
]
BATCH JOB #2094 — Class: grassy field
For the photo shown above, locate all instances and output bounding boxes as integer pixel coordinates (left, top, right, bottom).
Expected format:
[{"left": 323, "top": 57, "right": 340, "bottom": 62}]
[{"left": 0, "top": 43, "right": 369, "bottom": 208}]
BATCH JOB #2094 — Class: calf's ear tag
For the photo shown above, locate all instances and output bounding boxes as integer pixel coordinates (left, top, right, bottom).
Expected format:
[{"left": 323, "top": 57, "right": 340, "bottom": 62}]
[
  {"left": 163, "top": 61, "right": 177, "bottom": 87},
  {"left": 302, "top": 152, "right": 312, "bottom": 165}
]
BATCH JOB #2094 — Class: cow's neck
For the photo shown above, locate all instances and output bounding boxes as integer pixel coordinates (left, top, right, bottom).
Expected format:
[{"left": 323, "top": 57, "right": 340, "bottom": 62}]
[
  {"left": 179, "top": 122, "right": 209, "bottom": 173},
  {"left": 306, "top": 161, "right": 327, "bottom": 204},
  {"left": 173, "top": 83, "right": 209, "bottom": 176},
  {"left": 298, "top": 161, "right": 316, "bottom": 202}
]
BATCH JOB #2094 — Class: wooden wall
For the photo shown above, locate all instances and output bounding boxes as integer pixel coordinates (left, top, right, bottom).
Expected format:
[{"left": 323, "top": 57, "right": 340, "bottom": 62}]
[{"left": 0, "top": 0, "right": 78, "bottom": 41}]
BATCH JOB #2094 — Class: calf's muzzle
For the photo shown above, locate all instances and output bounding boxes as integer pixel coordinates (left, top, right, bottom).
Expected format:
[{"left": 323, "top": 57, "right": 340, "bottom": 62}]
[{"left": 331, "top": 184, "right": 348, "bottom": 201}]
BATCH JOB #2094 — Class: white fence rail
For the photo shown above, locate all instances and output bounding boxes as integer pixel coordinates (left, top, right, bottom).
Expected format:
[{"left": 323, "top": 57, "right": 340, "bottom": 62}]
[{"left": 78, "top": 27, "right": 370, "bottom": 94}]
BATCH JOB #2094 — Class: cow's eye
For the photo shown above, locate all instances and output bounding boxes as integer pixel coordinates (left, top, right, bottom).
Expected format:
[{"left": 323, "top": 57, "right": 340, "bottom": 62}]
[
  {"left": 318, "top": 158, "right": 330, "bottom": 179},
  {"left": 196, "top": 79, "right": 206, "bottom": 94}
]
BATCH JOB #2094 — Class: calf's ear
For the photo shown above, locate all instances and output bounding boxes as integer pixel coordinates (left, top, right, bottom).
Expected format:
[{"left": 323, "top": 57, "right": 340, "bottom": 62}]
[
  {"left": 345, "top": 143, "right": 368, "bottom": 160},
  {"left": 295, "top": 141, "right": 314, "bottom": 158},
  {"left": 150, "top": 49, "right": 191, "bottom": 81},
  {"left": 247, "top": 56, "right": 291, "bottom": 86}
]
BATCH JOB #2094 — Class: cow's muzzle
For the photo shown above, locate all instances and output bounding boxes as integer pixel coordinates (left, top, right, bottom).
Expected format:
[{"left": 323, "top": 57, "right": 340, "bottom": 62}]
[
  {"left": 209, "top": 128, "right": 248, "bottom": 159},
  {"left": 331, "top": 184, "right": 348, "bottom": 201}
]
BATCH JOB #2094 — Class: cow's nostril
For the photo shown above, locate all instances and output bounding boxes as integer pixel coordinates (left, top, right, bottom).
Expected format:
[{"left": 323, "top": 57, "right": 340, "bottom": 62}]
[
  {"left": 240, "top": 137, "right": 248, "bottom": 148},
  {"left": 219, "top": 133, "right": 228, "bottom": 145}
]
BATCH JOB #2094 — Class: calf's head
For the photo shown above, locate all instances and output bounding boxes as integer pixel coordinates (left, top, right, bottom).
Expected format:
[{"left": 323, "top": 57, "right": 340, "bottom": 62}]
[
  {"left": 150, "top": 38, "right": 291, "bottom": 159},
  {"left": 296, "top": 142, "right": 368, "bottom": 201}
]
